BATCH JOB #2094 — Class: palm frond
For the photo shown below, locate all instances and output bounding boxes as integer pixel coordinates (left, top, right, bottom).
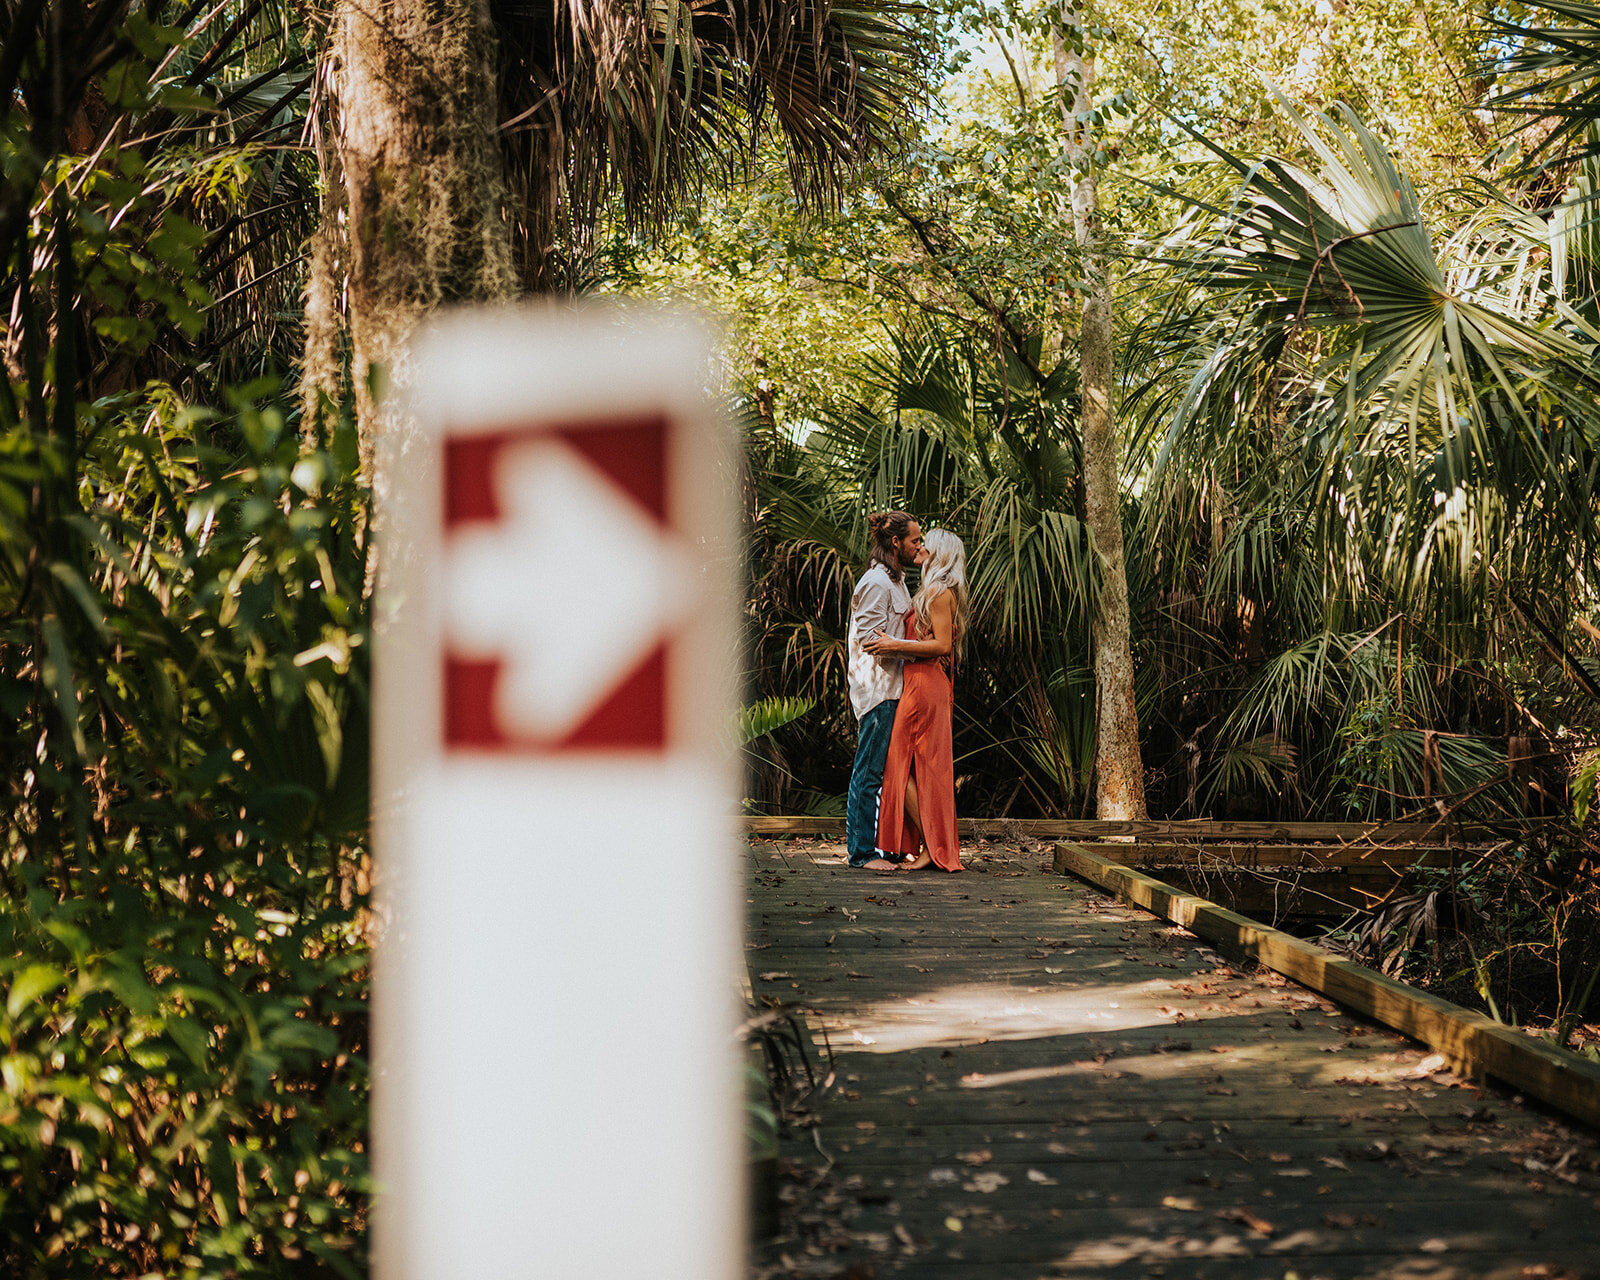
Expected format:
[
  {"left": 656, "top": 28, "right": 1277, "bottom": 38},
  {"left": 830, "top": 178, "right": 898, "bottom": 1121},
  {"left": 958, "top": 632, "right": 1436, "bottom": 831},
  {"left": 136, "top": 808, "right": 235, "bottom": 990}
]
[
  {"left": 1489, "top": 0, "right": 1600, "bottom": 166},
  {"left": 492, "top": 0, "right": 930, "bottom": 288}
]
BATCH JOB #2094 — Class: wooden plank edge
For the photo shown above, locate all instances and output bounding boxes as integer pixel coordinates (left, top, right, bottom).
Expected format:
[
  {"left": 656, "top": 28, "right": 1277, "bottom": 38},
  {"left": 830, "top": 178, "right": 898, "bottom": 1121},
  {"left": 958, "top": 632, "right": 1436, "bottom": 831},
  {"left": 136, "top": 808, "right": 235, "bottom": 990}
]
[
  {"left": 1068, "top": 841, "right": 1455, "bottom": 870},
  {"left": 1052, "top": 840, "right": 1600, "bottom": 1132},
  {"left": 744, "top": 815, "right": 1513, "bottom": 842}
]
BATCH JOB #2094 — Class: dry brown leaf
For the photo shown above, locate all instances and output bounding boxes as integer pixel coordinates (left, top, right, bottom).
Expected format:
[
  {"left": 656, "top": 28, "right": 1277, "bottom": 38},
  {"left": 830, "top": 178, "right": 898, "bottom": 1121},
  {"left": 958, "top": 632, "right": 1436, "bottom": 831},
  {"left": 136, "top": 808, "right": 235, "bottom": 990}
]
[
  {"left": 957, "top": 1150, "right": 993, "bottom": 1166},
  {"left": 1161, "top": 1195, "right": 1200, "bottom": 1211},
  {"left": 1215, "top": 1207, "right": 1275, "bottom": 1236}
]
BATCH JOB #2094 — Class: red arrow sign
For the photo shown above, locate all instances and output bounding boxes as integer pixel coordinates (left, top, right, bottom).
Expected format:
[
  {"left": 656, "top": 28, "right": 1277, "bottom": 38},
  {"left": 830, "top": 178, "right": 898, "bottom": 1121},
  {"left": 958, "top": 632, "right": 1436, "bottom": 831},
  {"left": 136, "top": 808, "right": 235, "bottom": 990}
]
[{"left": 440, "top": 415, "right": 681, "bottom": 753}]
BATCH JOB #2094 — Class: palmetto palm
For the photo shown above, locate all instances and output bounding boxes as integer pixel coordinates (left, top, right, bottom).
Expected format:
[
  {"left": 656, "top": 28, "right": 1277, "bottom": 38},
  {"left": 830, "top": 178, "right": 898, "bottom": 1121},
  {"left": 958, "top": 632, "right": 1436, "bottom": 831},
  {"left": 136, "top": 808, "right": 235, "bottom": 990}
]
[
  {"left": 490, "top": 0, "right": 927, "bottom": 288},
  {"left": 1491, "top": 0, "right": 1600, "bottom": 168},
  {"left": 1131, "top": 89, "right": 1600, "bottom": 816}
]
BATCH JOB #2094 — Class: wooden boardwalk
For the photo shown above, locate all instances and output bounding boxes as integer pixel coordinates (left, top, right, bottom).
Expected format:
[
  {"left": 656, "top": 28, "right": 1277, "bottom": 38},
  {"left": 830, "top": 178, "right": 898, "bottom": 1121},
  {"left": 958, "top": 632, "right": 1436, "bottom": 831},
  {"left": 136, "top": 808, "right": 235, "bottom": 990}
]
[{"left": 747, "top": 838, "right": 1600, "bottom": 1280}]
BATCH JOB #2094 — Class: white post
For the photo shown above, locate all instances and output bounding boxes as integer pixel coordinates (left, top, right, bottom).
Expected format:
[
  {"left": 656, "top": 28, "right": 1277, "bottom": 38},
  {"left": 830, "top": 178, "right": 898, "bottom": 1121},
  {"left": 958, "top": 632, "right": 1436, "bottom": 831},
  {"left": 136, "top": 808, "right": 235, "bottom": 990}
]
[{"left": 373, "top": 306, "right": 742, "bottom": 1279}]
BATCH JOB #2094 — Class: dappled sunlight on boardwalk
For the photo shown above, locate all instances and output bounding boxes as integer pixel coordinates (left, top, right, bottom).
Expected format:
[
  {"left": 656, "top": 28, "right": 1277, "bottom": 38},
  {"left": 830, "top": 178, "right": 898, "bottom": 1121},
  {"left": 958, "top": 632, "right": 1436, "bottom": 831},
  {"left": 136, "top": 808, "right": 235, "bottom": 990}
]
[
  {"left": 842, "top": 979, "right": 1193, "bottom": 1052},
  {"left": 747, "top": 838, "right": 1600, "bottom": 1280}
]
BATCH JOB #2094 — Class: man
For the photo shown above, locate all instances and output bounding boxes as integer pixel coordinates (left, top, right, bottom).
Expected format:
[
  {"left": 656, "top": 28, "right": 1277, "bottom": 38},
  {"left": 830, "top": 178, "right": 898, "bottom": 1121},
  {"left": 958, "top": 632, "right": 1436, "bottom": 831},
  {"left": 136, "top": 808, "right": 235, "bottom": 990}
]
[{"left": 845, "top": 511, "right": 923, "bottom": 870}]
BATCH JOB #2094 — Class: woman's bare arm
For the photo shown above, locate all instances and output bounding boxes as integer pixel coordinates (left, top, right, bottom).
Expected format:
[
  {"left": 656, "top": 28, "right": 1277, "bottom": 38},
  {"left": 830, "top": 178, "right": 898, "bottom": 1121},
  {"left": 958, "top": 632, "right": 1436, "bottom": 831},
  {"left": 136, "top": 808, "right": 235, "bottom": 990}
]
[{"left": 862, "top": 591, "right": 954, "bottom": 658}]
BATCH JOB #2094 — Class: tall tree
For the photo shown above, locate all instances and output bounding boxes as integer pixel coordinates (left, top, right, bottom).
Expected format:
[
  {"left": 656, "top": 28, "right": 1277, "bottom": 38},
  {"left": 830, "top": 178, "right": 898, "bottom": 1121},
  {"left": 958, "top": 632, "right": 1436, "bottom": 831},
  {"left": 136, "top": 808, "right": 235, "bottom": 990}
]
[
  {"left": 308, "top": 0, "right": 517, "bottom": 471},
  {"left": 1053, "top": 0, "right": 1146, "bottom": 818},
  {"left": 306, "top": 0, "right": 926, "bottom": 465}
]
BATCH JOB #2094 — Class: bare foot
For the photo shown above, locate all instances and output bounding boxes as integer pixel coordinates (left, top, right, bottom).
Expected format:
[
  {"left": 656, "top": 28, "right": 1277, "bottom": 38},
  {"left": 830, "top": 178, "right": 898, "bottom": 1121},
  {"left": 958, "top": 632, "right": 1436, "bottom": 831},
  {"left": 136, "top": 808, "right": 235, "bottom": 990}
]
[
  {"left": 861, "top": 857, "right": 898, "bottom": 872},
  {"left": 898, "top": 854, "right": 933, "bottom": 871}
]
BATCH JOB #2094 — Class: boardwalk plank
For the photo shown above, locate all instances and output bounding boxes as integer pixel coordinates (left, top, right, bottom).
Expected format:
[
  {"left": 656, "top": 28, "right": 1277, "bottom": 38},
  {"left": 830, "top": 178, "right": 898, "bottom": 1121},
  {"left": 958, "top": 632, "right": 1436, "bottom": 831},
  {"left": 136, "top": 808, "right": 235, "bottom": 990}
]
[{"left": 748, "top": 843, "right": 1600, "bottom": 1278}]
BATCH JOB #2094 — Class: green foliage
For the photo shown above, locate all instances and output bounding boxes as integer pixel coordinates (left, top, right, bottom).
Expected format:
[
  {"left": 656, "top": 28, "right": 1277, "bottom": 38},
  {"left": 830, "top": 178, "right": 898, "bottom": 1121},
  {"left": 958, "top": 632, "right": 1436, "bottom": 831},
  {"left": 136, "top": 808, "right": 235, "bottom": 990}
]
[
  {"left": 739, "top": 696, "right": 817, "bottom": 744},
  {"left": 0, "top": 386, "right": 371, "bottom": 1276},
  {"left": 2, "top": 6, "right": 364, "bottom": 1271}
]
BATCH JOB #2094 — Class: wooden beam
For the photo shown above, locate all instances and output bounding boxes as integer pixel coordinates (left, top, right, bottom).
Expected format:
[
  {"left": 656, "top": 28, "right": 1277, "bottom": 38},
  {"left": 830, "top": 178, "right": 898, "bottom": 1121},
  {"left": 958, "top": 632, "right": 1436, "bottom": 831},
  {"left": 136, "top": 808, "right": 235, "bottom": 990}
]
[
  {"left": 1069, "top": 840, "right": 1457, "bottom": 870},
  {"left": 1052, "top": 841, "right": 1600, "bottom": 1131},
  {"left": 744, "top": 815, "right": 1500, "bottom": 842}
]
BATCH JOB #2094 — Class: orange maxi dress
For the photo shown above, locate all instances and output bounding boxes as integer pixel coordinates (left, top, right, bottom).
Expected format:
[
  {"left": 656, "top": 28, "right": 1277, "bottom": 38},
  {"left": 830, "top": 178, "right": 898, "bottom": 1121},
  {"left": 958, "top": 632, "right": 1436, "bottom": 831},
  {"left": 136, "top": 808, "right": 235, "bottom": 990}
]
[{"left": 877, "top": 606, "right": 963, "bottom": 871}]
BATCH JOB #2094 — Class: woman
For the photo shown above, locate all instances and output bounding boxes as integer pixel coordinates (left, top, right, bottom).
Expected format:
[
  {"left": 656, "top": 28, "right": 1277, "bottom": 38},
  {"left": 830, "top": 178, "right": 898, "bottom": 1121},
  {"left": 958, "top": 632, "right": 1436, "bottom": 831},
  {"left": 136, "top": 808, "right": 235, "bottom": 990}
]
[{"left": 862, "top": 528, "right": 967, "bottom": 872}]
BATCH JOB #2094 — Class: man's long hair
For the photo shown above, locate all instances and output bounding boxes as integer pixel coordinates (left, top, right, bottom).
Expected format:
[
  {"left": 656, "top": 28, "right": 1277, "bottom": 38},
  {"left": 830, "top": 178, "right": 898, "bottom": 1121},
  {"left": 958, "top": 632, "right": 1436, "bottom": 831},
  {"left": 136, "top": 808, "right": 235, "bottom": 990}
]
[{"left": 867, "top": 510, "right": 915, "bottom": 583}]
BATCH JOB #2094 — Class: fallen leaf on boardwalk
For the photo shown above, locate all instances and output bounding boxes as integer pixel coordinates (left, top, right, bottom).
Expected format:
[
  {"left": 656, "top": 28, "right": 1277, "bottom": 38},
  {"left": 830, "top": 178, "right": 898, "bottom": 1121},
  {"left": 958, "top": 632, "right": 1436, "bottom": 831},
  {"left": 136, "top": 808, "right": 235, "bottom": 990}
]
[
  {"left": 944, "top": 1217, "right": 963, "bottom": 1232},
  {"left": 1419, "top": 1238, "right": 1450, "bottom": 1253},
  {"left": 964, "top": 1172, "right": 1009, "bottom": 1193},
  {"left": 1322, "top": 1212, "right": 1360, "bottom": 1229},
  {"left": 1157, "top": 1006, "right": 1183, "bottom": 1018},
  {"left": 1215, "top": 1207, "right": 1275, "bottom": 1236},
  {"left": 1161, "top": 1195, "right": 1200, "bottom": 1211},
  {"left": 957, "top": 1150, "right": 993, "bottom": 1166},
  {"left": 855, "top": 1121, "right": 876, "bottom": 1131},
  {"left": 759, "top": 972, "right": 792, "bottom": 981},
  {"left": 908, "top": 965, "right": 934, "bottom": 973},
  {"left": 1047, "top": 1142, "right": 1072, "bottom": 1155},
  {"left": 845, "top": 972, "right": 874, "bottom": 980},
  {"left": 1274, "top": 1168, "right": 1312, "bottom": 1178},
  {"left": 893, "top": 1224, "right": 916, "bottom": 1253},
  {"left": 1027, "top": 1169, "right": 1058, "bottom": 1185},
  {"left": 1319, "top": 1156, "right": 1349, "bottom": 1170},
  {"left": 928, "top": 1168, "right": 959, "bottom": 1185},
  {"left": 1267, "top": 1153, "right": 1292, "bottom": 1163},
  {"left": 1522, "top": 1266, "right": 1581, "bottom": 1279}
]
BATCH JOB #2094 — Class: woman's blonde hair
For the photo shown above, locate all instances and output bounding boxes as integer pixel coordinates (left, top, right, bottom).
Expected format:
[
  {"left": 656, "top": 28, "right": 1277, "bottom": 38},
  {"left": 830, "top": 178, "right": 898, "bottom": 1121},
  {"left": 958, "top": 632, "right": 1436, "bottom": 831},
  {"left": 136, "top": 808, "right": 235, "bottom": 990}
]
[{"left": 913, "top": 528, "right": 968, "bottom": 660}]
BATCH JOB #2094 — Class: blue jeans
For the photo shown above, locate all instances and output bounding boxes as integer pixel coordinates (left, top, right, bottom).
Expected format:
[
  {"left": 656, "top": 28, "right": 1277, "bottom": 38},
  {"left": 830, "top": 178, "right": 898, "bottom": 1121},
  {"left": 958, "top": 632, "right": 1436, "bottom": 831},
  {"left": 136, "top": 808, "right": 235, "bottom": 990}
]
[{"left": 847, "top": 699, "right": 899, "bottom": 865}]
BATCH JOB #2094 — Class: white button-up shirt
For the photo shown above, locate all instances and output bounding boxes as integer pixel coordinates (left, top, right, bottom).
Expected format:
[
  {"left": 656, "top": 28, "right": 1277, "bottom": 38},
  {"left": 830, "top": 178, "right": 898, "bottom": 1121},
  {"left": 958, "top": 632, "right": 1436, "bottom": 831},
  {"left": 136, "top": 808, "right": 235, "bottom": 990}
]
[{"left": 847, "top": 562, "right": 913, "bottom": 720}]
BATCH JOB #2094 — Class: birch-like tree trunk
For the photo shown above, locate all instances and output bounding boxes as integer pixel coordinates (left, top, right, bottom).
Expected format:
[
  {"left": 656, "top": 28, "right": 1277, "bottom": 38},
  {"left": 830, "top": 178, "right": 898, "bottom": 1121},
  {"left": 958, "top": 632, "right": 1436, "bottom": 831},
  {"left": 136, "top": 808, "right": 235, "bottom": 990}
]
[
  {"left": 1054, "top": 1, "right": 1147, "bottom": 820},
  {"left": 305, "top": 0, "right": 517, "bottom": 476}
]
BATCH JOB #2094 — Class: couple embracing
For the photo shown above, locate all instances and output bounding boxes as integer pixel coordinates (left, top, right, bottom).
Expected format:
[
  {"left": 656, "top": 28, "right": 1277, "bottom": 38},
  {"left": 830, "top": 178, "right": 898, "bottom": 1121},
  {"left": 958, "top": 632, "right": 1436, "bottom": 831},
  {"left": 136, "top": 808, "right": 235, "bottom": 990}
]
[{"left": 845, "top": 511, "right": 967, "bottom": 874}]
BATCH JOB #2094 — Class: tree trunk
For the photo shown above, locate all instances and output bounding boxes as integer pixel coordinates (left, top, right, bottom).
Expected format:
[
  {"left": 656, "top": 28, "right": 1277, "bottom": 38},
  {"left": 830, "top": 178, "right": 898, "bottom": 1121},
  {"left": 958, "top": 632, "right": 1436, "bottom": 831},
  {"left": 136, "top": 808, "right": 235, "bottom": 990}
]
[
  {"left": 308, "top": 0, "right": 518, "bottom": 476},
  {"left": 1054, "top": 1, "right": 1146, "bottom": 820}
]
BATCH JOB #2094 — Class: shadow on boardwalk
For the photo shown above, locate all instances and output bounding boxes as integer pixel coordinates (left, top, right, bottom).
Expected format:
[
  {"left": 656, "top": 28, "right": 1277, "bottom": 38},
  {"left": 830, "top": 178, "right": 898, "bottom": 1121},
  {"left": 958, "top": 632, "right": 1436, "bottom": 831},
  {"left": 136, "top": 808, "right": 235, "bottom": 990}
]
[{"left": 746, "top": 837, "right": 1600, "bottom": 1280}]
